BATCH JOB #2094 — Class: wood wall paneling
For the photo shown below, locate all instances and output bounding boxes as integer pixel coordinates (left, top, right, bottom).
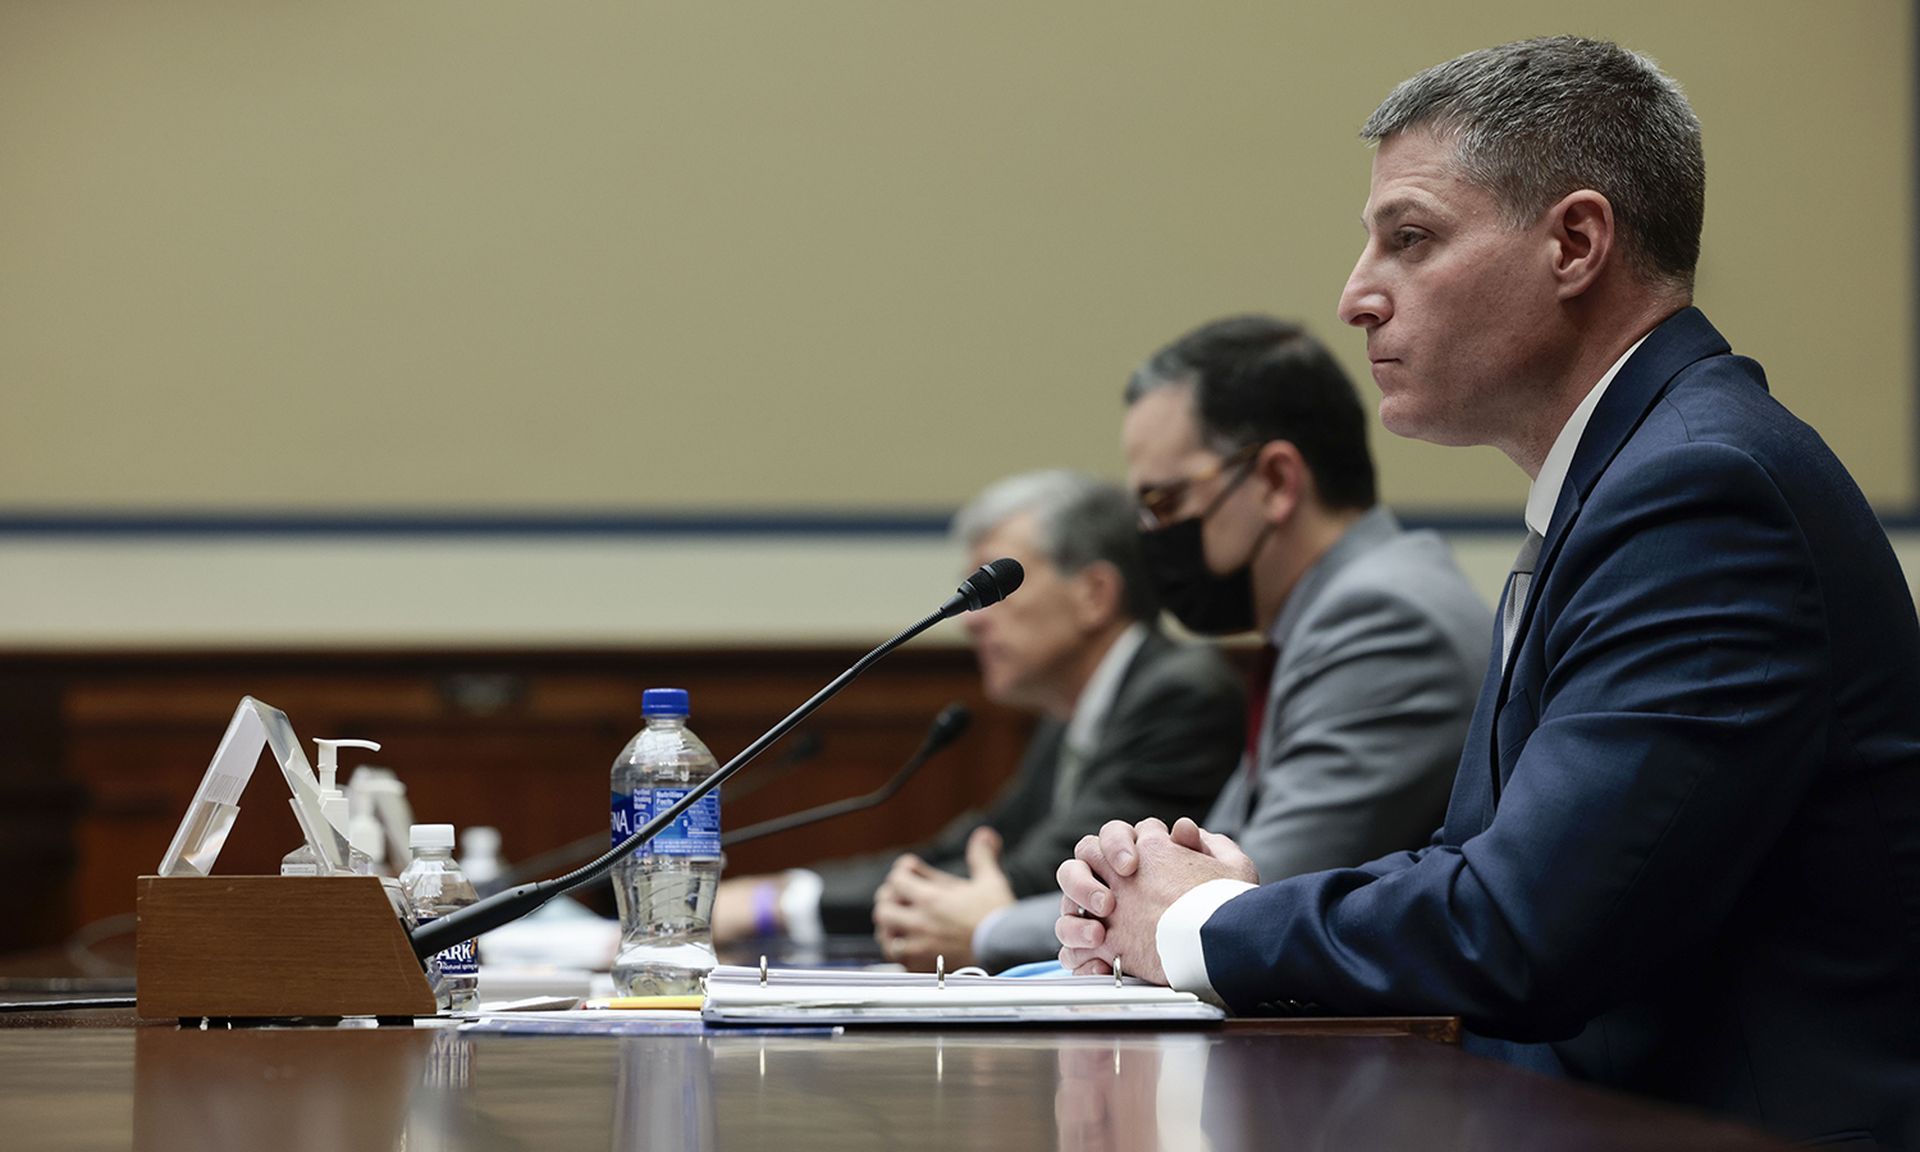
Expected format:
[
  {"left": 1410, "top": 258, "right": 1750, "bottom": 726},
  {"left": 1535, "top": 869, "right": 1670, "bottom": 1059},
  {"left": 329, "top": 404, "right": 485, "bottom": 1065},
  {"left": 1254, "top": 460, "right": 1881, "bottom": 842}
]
[{"left": 0, "top": 649, "right": 1030, "bottom": 949}]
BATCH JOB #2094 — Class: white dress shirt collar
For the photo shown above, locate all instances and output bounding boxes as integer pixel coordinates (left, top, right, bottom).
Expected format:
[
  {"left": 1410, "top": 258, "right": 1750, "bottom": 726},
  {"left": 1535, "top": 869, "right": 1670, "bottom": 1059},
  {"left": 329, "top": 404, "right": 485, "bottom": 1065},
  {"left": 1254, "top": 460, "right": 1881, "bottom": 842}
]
[{"left": 1524, "top": 333, "right": 1651, "bottom": 537}]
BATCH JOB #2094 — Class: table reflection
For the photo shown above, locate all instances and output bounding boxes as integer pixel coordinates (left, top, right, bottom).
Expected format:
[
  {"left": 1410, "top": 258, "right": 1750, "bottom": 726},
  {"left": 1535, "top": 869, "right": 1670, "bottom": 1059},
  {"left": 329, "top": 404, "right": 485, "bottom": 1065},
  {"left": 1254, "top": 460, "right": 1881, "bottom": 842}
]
[
  {"left": 1054, "top": 1035, "right": 1212, "bottom": 1152},
  {"left": 613, "top": 1035, "right": 714, "bottom": 1152},
  {"left": 116, "top": 1023, "right": 1781, "bottom": 1151},
  {"left": 133, "top": 1024, "right": 430, "bottom": 1152}
]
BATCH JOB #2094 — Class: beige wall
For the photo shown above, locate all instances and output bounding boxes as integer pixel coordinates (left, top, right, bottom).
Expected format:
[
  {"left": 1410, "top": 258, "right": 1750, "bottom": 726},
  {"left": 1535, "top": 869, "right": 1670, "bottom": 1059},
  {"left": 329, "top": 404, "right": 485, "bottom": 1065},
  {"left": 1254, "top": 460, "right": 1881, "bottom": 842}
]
[
  {"left": 1, "top": 1, "right": 1910, "bottom": 520},
  {"left": 0, "top": 3, "right": 1911, "bottom": 648}
]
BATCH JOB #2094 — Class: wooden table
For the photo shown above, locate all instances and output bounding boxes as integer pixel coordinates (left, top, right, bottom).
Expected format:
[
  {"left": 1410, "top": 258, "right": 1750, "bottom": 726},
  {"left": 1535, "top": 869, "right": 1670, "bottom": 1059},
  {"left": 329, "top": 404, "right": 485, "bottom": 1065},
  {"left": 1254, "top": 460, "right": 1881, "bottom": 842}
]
[{"left": 0, "top": 1006, "right": 1796, "bottom": 1150}]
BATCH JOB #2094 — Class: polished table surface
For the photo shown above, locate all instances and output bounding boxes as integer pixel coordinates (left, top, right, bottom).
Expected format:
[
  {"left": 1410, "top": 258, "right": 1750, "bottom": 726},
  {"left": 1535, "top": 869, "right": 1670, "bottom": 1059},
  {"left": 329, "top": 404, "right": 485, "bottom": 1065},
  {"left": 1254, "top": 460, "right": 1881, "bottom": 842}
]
[{"left": 0, "top": 1007, "right": 1798, "bottom": 1151}]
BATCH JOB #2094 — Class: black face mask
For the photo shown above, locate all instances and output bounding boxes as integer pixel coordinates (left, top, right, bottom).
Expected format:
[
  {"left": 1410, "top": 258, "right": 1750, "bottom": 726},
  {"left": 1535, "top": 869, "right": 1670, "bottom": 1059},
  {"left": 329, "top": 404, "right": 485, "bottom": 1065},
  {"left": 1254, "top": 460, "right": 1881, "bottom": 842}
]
[{"left": 1139, "top": 514, "right": 1259, "bottom": 635}]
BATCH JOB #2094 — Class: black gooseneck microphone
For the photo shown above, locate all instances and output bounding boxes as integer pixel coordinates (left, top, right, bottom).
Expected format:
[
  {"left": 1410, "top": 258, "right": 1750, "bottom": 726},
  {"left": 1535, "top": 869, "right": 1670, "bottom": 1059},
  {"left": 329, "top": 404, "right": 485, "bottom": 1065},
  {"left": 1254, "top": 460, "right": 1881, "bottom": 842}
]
[
  {"left": 720, "top": 702, "right": 970, "bottom": 847},
  {"left": 410, "top": 558, "right": 1024, "bottom": 961},
  {"left": 938, "top": 557, "right": 1022, "bottom": 618}
]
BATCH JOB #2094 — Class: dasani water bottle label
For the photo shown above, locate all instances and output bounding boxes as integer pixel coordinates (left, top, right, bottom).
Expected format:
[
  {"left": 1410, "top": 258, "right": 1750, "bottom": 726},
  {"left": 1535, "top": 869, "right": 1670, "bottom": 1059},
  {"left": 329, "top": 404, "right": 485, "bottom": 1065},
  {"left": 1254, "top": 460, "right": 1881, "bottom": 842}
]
[
  {"left": 610, "top": 789, "right": 633, "bottom": 849},
  {"left": 635, "top": 788, "right": 721, "bottom": 856}
]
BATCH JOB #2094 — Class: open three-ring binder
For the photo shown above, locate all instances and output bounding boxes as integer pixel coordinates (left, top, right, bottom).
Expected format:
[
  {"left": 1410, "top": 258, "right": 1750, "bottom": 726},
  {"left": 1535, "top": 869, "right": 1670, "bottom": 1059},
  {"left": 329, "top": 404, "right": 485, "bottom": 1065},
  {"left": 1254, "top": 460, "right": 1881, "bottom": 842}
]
[{"left": 702, "top": 964, "right": 1224, "bottom": 1025}]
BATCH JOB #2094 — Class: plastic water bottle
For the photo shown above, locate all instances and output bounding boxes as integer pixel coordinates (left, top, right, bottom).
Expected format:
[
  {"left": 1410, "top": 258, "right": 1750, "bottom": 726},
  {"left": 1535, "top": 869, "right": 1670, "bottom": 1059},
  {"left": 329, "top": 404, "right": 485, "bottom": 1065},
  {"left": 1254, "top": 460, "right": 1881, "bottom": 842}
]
[
  {"left": 459, "top": 825, "right": 506, "bottom": 898},
  {"left": 611, "top": 688, "right": 722, "bottom": 996},
  {"left": 400, "top": 823, "right": 480, "bottom": 1012}
]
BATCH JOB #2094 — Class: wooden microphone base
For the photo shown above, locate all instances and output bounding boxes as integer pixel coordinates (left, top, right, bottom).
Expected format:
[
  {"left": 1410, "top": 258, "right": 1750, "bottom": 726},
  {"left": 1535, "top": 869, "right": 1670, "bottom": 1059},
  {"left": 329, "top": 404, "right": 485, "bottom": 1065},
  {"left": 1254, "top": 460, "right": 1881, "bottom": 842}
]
[{"left": 135, "top": 875, "right": 436, "bottom": 1020}]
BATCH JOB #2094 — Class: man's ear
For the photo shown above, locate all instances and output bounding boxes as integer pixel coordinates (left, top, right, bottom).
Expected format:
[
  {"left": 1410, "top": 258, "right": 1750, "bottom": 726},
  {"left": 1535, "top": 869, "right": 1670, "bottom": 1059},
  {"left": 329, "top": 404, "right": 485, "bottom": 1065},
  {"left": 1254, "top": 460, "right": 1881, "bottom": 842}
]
[
  {"left": 1548, "top": 189, "right": 1616, "bottom": 300},
  {"left": 1255, "top": 441, "right": 1305, "bottom": 526},
  {"left": 1072, "top": 561, "right": 1126, "bottom": 630}
]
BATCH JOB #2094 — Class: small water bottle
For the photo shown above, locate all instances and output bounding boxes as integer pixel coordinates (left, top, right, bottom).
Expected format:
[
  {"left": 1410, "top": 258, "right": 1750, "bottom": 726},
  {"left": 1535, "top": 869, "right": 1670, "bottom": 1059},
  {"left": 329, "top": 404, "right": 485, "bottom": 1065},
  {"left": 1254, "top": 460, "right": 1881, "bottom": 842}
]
[
  {"left": 399, "top": 824, "right": 480, "bottom": 1013},
  {"left": 611, "top": 688, "right": 722, "bottom": 996},
  {"left": 459, "top": 825, "right": 506, "bottom": 898}
]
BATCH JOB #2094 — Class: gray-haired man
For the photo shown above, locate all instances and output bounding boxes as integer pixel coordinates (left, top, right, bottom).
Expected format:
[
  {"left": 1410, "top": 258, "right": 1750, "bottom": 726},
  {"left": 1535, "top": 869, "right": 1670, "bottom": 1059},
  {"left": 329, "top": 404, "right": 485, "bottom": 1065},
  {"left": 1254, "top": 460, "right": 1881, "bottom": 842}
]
[{"left": 714, "top": 469, "right": 1243, "bottom": 968}]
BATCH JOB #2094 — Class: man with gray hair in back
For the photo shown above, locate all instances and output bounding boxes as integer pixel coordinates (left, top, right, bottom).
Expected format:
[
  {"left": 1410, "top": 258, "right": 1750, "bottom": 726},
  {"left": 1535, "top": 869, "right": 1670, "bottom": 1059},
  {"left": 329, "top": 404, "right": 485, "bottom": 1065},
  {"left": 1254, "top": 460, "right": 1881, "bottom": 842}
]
[
  {"left": 714, "top": 469, "right": 1242, "bottom": 969},
  {"left": 1056, "top": 37, "right": 1920, "bottom": 1146}
]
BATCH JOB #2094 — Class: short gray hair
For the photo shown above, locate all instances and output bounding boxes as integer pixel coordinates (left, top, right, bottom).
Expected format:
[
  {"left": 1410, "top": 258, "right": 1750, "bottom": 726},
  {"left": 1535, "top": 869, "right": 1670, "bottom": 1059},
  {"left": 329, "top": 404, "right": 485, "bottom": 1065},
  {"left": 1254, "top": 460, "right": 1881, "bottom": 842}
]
[
  {"left": 1361, "top": 36, "right": 1704, "bottom": 291},
  {"left": 952, "top": 470, "right": 1158, "bottom": 622}
]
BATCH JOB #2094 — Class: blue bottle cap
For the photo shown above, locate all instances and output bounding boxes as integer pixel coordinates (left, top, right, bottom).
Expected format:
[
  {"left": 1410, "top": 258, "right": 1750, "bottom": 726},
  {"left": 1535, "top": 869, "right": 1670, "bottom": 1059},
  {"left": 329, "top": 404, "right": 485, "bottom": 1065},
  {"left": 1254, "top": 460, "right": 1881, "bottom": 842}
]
[{"left": 642, "top": 688, "right": 690, "bottom": 718}]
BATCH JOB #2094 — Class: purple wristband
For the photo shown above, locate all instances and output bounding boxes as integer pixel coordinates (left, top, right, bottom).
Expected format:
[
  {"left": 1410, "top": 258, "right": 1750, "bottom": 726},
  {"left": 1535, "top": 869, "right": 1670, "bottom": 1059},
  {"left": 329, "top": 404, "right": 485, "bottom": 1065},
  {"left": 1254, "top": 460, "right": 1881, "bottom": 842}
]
[{"left": 752, "top": 881, "right": 780, "bottom": 938}]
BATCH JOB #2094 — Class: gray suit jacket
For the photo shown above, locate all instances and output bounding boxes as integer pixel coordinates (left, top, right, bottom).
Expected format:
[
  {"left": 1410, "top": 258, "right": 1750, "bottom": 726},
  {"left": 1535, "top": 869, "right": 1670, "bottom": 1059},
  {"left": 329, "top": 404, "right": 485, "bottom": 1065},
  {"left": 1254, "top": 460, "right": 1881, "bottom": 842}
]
[
  {"left": 1209, "top": 507, "right": 1490, "bottom": 880},
  {"left": 976, "top": 508, "right": 1491, "bottom": 969},
  {"left": 813, "top": 627, "right": 1243, "bottom": 935}
]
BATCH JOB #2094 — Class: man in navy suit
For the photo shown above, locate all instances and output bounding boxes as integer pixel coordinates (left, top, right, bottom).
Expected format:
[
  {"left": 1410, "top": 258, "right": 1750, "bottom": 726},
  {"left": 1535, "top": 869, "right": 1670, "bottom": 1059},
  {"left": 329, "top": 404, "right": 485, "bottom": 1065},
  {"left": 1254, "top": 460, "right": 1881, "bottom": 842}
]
[{"left": 1055, "top": 36, "right": 1920, "bottom": 1147}]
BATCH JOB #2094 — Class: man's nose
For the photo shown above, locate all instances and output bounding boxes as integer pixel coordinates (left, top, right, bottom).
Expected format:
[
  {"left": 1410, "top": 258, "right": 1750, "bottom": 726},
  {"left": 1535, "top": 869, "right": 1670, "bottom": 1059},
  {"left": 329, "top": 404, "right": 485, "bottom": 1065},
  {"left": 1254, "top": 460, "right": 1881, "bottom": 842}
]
[{"left": 1338, "top": 253, "right": 1389, "bottom": 329}]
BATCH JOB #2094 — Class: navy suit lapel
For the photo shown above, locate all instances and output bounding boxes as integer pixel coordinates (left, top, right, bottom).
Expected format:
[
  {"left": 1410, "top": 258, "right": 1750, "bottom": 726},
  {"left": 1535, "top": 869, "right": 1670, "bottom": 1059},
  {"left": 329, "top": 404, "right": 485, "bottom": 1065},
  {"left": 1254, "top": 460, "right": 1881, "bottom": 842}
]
[
  {"left": 1454, "top": 616, "right": 1507, "bottom": 834},
  {"left": 1485, "top": 307, "right": 1735, "bottom": 799}
]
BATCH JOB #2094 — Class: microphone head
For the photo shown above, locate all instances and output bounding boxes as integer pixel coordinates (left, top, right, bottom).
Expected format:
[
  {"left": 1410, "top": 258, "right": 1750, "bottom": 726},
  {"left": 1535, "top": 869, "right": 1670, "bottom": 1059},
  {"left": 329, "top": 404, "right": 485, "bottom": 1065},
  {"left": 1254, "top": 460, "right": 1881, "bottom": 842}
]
[
  {"left": 928, "top": 702, "right": 972, "bottom": 748},
  {"left": 958, "top": 558, "right": 1024, "bottom": 612}
]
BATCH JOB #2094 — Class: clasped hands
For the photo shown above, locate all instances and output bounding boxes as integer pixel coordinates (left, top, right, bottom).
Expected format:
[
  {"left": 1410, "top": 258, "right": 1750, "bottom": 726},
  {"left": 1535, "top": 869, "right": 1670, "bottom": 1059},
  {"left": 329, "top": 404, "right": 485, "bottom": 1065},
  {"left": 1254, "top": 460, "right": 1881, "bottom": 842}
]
[
  {"left": 872, "top": 826, "right": 1016, "bottom": 969},
  {"left": 1054, "top": 816, "right": 1257, "bottom": 985}
]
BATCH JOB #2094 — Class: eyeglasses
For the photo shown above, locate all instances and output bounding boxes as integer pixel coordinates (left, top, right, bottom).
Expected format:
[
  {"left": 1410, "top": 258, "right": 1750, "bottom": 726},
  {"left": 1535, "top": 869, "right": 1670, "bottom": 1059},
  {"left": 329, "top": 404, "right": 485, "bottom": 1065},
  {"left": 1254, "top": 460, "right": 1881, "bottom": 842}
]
[{"left": 1134, "top": 443, "right": 1263, "bottom": 530}]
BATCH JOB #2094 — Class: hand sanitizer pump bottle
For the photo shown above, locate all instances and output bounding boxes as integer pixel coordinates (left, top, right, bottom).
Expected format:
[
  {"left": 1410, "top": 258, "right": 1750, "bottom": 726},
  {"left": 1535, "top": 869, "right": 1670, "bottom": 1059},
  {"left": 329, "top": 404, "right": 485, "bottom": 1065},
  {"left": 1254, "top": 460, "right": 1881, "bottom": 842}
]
[{"left": 280, "top": 738, "right": 380, "bottom": 876}]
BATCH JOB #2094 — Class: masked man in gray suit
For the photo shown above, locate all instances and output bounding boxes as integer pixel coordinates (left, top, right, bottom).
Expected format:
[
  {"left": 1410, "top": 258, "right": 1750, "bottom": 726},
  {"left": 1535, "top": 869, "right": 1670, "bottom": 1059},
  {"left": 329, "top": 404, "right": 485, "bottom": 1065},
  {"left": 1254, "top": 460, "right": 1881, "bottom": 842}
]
[{"left": 977, "top": 316, "right": 1492, "bottom": 968}]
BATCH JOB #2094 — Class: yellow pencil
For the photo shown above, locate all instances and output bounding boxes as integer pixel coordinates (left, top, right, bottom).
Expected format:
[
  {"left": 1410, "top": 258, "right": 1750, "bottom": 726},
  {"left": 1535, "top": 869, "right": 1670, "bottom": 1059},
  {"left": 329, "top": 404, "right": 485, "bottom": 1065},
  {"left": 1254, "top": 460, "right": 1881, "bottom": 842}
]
[{"left": 598, "top": 995, "right": 705, "bottom": 1011}]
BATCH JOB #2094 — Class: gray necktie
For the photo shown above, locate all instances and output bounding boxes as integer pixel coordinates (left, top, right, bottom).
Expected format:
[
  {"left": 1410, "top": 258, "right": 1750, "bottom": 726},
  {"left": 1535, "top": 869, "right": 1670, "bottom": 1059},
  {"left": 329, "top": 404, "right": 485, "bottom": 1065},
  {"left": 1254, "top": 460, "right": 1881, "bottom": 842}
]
[
  {"left": 1500, "top": 530, "right": 1545, "bottom": 671},
  {"left": 1051, "top": 741, "right": 1090, "bottom": 813}
]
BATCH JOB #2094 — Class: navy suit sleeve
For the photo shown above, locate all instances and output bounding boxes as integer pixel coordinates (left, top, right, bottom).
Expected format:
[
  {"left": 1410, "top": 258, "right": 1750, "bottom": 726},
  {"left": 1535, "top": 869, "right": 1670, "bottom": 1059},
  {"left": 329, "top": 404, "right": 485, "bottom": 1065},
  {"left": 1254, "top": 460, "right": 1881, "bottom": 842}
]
[{"left": 1199, "top": 439, "right": 1827, "bottom": 1039}]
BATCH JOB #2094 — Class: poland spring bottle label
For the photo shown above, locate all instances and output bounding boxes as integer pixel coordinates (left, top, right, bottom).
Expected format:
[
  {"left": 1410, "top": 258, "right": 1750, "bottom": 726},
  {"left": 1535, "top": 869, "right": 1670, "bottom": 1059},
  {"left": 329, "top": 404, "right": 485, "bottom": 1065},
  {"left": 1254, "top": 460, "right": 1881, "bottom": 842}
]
[{"left": 415, "top": 916, "right": 479, "bottom": 978}]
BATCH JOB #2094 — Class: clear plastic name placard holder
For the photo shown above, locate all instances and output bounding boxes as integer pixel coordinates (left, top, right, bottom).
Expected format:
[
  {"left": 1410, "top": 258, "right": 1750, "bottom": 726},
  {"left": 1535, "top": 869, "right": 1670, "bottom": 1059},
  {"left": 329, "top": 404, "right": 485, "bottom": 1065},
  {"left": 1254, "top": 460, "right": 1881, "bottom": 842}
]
[{"left": 136, "top": 696, "right": 434, "bottom": 1021}]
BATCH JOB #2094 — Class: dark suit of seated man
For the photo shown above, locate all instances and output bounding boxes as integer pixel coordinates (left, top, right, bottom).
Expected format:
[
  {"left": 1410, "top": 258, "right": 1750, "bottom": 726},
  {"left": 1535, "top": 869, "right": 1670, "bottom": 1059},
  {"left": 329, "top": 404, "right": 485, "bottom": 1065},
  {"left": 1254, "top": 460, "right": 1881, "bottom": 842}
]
[
  {"left": 1056, "top": 37, "right": 1920, "bottom": 1149},
  {"left": 712, "top": 469, "right": 1242, "bottom": 968}
]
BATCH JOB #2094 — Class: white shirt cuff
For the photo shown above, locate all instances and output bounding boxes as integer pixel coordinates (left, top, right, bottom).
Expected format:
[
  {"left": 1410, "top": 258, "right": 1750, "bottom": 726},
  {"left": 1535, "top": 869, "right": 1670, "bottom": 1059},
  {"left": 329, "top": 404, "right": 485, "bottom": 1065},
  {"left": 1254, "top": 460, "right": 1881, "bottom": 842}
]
[
  {"left": 780, "top": 868, "right": 825, "bottom": 946},
  {"left": 1156, "top": 878, "right": 1255, "bottom": 1008},
  {"left": 970, "top": 903, "right": 1010, "bottom": 961}
]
